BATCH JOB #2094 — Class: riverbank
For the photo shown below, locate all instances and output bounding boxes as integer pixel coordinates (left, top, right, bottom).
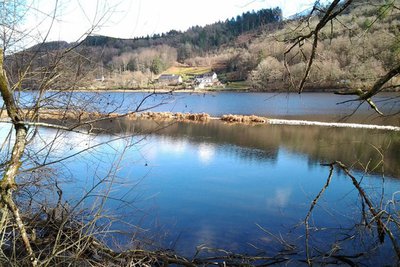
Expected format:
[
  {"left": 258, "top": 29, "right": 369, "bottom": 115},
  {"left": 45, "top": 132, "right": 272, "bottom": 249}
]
[
  {"left": 50, "top": 84, "right": 351, "bottom": 93},
  {"left": 56, "top": 88, "right": 347, "bottom": 93},
  {"left": 49, "top": 83, "right": 400, "bottom": 94}
]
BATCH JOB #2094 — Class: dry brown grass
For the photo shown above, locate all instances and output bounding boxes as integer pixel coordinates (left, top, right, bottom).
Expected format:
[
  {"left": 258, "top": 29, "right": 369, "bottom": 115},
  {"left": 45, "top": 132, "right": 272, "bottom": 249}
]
[{"left": 221, "top": 114, "right": 267, "bottom": 124}]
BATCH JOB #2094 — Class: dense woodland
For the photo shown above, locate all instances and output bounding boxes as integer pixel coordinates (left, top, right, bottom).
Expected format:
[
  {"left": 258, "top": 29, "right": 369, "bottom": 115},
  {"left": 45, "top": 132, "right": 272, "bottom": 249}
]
[{"left": 5, "top": 1, "right": 400, "bottom": 91}]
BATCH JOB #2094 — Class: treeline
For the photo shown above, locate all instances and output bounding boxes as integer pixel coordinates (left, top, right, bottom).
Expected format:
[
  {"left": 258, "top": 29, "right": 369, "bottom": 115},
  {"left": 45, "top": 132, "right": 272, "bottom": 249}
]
[
  {"left": 63, "top": 7, "right": 283, "bottom": 87},
  {"left": 4, "top": 7, "right": 283, "bottom": 90},
  {"left": 83, "top": 7, "right": 282, "bottom": 62},
  {"left": 7, "top": 2, "right": 400, "bottom": 92},
  {"left": 247, "top": 2, "right": 400, "bottom": 90}
]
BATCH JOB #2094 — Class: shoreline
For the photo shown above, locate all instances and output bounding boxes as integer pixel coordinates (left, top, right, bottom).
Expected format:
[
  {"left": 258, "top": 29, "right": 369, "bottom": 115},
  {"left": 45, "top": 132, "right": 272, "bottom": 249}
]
[
  {"left": 45, "top": 84, "right": 400, "bottom": 94},
  {"left": 46, "top": 87, "right": 348, "bottom": 94}
]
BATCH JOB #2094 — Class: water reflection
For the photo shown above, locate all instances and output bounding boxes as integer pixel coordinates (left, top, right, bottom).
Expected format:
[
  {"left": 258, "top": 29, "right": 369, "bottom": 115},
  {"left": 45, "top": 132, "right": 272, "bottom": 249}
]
[
  {"left": 266, "top": 188, "right": 292, "bottom": 210},
  {"left": 197, "top": 143, "right": 215, "bottom": 165},
  {"left": 1, "top": 120, "right": 399, "bottom": 263},
  {"left": 101, "top": 118, "right": 400, "bottom": 177}
]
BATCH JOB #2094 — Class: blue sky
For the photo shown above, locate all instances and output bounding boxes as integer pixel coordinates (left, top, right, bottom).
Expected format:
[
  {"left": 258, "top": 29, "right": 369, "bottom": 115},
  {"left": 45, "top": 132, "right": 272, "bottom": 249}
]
[{"left": 24, "top": 0, "right": 320, "bottom": 42}]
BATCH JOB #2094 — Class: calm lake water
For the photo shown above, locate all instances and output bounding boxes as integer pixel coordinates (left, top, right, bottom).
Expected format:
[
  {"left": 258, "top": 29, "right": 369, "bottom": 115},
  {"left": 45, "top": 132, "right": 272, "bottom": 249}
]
[
  {"left": 2, "top": 119, "right": 397, "bottom": 264},
  {"left": 2, "top": 91, "right": 400, "bottom": 264},
  {"left": 15, "top": 91, "right": 400, "bottom": 125}
]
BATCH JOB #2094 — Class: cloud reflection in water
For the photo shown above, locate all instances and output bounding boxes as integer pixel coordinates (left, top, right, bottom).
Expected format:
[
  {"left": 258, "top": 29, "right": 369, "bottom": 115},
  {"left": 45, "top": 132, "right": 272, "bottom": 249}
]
[{"left": 198, "top": 143, "right": 216, "bottom": 165}]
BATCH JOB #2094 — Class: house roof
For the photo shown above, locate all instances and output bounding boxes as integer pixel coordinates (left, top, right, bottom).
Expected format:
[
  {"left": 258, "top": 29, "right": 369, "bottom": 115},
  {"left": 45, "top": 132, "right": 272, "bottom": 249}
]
[
  {"left": 159, "top": 74, "right": 181, "bottom": 80},
  {"left": 194, "top": 72, "right": 217, "bottom": 78}
]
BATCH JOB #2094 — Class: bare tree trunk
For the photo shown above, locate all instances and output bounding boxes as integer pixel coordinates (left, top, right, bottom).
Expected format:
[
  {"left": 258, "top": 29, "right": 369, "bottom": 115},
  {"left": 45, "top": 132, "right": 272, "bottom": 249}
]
[{"left": 0, "top": 49, "right": 37, "bottom": 266}]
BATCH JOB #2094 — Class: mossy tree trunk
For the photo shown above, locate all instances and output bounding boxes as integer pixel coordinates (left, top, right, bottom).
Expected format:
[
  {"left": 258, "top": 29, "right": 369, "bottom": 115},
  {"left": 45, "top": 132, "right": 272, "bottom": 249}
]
[{"left": 0, "top": 49, "right": 37, "bottom": 266}]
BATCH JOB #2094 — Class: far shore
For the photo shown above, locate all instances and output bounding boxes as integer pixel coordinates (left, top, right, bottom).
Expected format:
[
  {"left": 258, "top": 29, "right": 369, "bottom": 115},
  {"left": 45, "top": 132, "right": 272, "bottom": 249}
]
[{"left": 46, "top": 86, "right": 349, "bottom": 94}]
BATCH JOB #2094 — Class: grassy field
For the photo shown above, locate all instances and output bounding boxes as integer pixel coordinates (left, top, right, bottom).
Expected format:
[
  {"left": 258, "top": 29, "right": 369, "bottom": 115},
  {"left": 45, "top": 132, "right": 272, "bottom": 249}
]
[
  {"left": 162, "top": 66, "right": 251, "bottom": 90},
  {"left": 163, "top": 66, "right": 212, "bottom": 81},
  {"left": 223, "top": 81, "right": 250, "bottom": 90}
]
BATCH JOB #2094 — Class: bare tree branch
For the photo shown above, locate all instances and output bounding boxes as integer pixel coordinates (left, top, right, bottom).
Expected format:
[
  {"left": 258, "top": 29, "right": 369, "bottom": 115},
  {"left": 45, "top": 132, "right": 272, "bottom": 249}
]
[
  {"left": 0, "top": 48, "right": 37, "bottom": 266},
  {"left": 284, "top": 0, "right": 353, "bottom": 93}
]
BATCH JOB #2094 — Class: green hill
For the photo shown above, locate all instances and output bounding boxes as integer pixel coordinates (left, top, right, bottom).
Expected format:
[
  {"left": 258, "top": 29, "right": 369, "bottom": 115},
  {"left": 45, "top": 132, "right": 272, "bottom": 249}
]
[{"left": 5, "top": 2, "right": 400, "bottom": 92}]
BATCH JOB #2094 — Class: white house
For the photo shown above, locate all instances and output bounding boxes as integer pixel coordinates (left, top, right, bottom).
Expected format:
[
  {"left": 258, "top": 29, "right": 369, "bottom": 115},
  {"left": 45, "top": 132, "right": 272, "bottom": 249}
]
[
  {"left": 158, "top": 74, "right": 183, "bottom": 85},
  {"left": 95, "top": 75, "right": 105, "bottom": 82},
  {"left": 194, "top": 72, "right": 218, "bottom": 89}
]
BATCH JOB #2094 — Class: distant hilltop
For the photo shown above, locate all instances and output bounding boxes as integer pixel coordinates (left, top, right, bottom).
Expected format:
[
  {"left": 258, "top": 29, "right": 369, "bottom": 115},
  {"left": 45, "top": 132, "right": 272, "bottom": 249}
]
[
  {"left": 81, "top": 7, "right": 282, "bottom": 52},
  {"left": 5, "top": 2, "right": 400, "bottom": 93}
]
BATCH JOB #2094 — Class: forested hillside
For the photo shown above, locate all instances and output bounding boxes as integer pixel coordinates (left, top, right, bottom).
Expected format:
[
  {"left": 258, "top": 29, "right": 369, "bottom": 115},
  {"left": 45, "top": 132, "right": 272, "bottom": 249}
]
[
  {"left": 83, "top": 7, "right": 282, "bottom": 57},
  {"left": 247, "top": 1, "right": 400, "bottom": 91},
  {"left": 5, "top": 1, "right": 400, "bottom": 91}
]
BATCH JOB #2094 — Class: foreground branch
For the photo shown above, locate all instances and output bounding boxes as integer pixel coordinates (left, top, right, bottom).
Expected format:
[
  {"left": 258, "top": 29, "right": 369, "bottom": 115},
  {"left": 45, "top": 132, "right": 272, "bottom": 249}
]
[
  {"left": 0, "top": 49, "right": 37, "bottom": 266},
  {"left": 311, "top": 161, "right": 400, "bottom": 262},
  {"left": 334, "top": 161, "right": 400, "bottom": 259},
  {"left": 304, "top": 164, "right": 334, "bottom": 265},
  {"left": 284, "top": 0, "right": 353, "bottom": 93}
]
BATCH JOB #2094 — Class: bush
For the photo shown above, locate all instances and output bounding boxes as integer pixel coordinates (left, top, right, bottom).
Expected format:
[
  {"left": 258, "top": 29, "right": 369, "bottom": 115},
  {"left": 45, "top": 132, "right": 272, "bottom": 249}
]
[{"left": 249, "top": 56, "right": 284, "bottom": 89}]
